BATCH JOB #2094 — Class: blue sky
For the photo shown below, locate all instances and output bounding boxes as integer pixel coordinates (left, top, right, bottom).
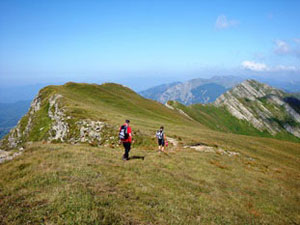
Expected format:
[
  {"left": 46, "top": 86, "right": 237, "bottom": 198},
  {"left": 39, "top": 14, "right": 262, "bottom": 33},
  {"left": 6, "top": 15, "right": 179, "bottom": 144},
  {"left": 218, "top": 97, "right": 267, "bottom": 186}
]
[{"left": 0, "top": 0, "right": 300, "bottom": 90}]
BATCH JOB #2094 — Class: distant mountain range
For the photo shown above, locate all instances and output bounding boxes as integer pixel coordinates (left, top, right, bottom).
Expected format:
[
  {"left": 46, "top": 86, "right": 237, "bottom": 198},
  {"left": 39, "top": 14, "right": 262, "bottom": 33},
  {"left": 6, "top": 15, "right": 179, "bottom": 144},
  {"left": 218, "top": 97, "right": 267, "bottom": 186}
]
[
  {"left": 140, "top": 76, "right": 300, "bottom": 105},
  {"left": 140, "top": 76, "right": 244, "bottom": 105}
]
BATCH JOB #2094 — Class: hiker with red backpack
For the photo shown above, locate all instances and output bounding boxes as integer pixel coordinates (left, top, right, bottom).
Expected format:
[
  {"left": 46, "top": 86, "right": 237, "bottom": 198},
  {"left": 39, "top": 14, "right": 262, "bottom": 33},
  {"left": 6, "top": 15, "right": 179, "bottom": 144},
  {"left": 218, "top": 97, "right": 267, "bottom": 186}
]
[{"left": 119, "top": 119, "right": 133, "bottom": 160}]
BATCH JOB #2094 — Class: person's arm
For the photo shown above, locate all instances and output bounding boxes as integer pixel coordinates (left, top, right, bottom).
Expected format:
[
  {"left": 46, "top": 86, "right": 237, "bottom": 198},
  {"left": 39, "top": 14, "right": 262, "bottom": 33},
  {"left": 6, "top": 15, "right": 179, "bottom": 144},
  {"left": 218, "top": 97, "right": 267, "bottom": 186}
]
[{"left": 129, "top": 127, "right": 134, "bottom": 143}]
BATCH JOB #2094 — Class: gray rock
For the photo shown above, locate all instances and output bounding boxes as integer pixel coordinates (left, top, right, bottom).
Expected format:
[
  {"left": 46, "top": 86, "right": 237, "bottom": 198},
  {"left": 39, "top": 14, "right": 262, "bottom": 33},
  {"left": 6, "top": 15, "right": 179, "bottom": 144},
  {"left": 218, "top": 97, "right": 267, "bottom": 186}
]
[{"left": 215, "top": 80, "right": 300, "bottom": 137}]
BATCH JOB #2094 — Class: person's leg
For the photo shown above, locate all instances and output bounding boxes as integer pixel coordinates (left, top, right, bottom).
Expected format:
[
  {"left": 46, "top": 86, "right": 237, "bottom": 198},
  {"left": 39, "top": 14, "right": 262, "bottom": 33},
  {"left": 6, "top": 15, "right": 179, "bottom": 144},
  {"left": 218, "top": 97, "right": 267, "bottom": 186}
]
[
  {"left": 126, "top": 142, "right": 131, "bottom": 159},
  {"left": 158, "top": 139, "right": 162, "bottom": 151},
  {"left": 123, "top": 142, "right": 128, "bottom": 160},
  {"left": 161, "top": 140, "right": 165, "bottom": 152}
]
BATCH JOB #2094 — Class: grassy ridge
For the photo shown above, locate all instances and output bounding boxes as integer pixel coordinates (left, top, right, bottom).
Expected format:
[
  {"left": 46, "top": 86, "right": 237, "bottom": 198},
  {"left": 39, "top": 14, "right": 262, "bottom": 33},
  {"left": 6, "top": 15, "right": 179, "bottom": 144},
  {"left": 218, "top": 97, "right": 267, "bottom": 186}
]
[{"left": 48, "top": 82, "right": 197, "bottom": 131}]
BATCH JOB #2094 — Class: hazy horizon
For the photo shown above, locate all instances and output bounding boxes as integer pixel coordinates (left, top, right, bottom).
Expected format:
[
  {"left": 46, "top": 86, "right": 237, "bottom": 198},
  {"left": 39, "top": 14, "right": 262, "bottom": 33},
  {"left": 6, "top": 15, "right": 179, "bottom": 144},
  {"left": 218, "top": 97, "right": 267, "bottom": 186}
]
[{"left": 1, "top": 0, "right": 300, "bottom": 90}]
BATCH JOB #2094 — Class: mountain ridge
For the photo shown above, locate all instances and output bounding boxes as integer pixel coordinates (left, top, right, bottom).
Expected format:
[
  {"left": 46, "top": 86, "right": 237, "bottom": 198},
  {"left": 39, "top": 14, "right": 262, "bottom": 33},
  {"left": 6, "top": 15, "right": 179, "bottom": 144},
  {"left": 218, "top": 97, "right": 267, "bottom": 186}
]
[
  {"left": 0, "top": 82, "right": 194, "bottom": 150},
  {"left": 214, "top": 80, "right": 300, "bottom": 137},
  {"left": 167, "top": 79, "right": 300, "bottom": 140}
]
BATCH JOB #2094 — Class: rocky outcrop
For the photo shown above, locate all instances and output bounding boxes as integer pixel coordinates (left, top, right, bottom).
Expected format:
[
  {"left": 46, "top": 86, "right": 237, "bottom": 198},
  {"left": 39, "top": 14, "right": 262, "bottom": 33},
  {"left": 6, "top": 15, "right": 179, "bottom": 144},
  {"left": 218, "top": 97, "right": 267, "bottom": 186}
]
[
  {"left": 0, "top": 148, "right": 24, "bottom": 164},
  {"left": 215, "top": 80, "right": 300, "bottom": 137},
  {"left": 0, "top": 92, "right": 118, "bottom": 151},
  {"left": 73, "top": 120, "right": 106, "bottom": 145},
  {"left": 48, "top": 94, "right": 69, "bottom": 142}
]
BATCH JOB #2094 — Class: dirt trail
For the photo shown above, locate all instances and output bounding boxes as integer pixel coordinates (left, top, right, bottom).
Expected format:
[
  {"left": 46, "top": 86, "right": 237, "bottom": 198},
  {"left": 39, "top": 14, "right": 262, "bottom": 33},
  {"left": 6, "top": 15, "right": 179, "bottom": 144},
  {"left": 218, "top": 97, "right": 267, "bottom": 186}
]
[
  {"left": 166, "top": 137, "right": 240, "bottom": 157},
  {"left": 166, "top": 137, "right": 178, "bottom": 148},
  {"left": 158, "top": 137, "right": 179, "bottom": 153},
  {"left": 184, "top": 144, "right": 240, "bottom": 156}
]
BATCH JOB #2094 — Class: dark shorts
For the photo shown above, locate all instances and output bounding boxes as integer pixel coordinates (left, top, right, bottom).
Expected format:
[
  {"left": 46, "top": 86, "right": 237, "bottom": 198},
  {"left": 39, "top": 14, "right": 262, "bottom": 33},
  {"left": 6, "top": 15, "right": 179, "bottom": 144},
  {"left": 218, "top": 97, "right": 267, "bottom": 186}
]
[{"left": 158, "top": 139, "right": 165, "bottom": 146}]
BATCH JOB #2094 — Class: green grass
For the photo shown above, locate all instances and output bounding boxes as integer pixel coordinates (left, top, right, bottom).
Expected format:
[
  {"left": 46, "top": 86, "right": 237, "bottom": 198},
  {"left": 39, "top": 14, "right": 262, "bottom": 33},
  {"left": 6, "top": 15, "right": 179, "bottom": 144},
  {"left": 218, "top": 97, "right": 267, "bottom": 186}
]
[
  {"left": 0, "top": 142, "right": 299, "bottom": 224},
  {"left": 168, "top": 101, "right": 272, "bottom": 137},
  {"left": 27, "top": 101, "right": 52, "bottom": 142},
  {"left": 168, "top": 99, "right": 300, "bottom": 143},
  {"left": 1, "top": 82, "right": 300, "bottom": 224}
]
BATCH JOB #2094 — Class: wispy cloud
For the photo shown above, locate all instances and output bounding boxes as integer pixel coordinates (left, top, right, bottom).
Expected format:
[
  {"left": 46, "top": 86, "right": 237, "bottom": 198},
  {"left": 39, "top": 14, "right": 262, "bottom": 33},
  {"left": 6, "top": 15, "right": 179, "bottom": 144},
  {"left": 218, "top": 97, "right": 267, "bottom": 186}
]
[
  {"left": 274, "top": 39, "right": 300, "bottom": 58},
  {"left": 294, "top": 38, "right": 300, "bottom": 44},
  {"left": 241, "top": 60, "right": 298, "bottom": 72},
  {"left": 274, "top": 40, "right": 290, "bottom": 54},
  {"left": 241, "top": 61, "right": 269, "bottom": 72},
  {"left": 215, "top": 15, "right": 239, "bottom": 30},
  {"left": 274, "top": 65, "right": 298, "bottom": 72}
]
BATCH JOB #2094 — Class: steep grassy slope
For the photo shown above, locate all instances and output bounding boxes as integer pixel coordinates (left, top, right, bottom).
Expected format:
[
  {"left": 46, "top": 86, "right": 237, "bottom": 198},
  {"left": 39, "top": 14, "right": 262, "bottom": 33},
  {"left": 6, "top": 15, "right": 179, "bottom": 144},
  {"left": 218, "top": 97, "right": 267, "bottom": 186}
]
[
  {"left": 167, "top": 101, "right": 300, "bottom": 142},
  {"left": 0, "top": 142, "right": 299, "bottom": 224},
  {"left": 56, "top": 82, "right": 194, "bottom": 129},
  {"left": 214, "top": 80, "right": 300, "bottom": 139}
]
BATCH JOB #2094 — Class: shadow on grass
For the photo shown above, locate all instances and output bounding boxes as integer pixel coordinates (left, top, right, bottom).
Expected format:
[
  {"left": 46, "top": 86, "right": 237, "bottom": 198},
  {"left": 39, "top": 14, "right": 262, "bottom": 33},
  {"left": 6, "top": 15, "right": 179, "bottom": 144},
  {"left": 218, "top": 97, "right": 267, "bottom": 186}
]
[{"left": 128, "top": 156, "right": 145, "bottom": 160}]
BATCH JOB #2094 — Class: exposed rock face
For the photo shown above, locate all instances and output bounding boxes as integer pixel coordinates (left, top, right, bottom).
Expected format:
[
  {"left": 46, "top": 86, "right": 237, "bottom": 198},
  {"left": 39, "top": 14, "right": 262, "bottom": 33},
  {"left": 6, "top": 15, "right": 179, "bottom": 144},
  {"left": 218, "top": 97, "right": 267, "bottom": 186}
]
[
  {"left": 0, "top": 92, "right": 118, "bottom": 151},
  {"left": 0, "top": 148, "right": 24, "bottom": 164},
  {"left": 48, "top": 94, "right": 69, "bottom": 142},
  {"left": 76, "top": 120, "right": 106, "bottom": 144},
  {"left": 214, "top": 80, "right": 300, "bottom": 137}
]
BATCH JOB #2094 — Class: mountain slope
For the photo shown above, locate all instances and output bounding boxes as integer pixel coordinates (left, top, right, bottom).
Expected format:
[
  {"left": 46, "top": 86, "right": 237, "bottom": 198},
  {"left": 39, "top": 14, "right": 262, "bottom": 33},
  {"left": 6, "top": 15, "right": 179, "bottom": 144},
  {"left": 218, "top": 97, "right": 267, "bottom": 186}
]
[
  {"left": 168, "top": 80, "right": 300, "bottom": 140},
  {"left": 139, "top": 82, "right": 180, "bottom": 100},
  {"left": 214, "top": 80, "right": 300, "bottom": 138},
  {"left": 140, "top": 76, "right": 244, "bottom": 105}
]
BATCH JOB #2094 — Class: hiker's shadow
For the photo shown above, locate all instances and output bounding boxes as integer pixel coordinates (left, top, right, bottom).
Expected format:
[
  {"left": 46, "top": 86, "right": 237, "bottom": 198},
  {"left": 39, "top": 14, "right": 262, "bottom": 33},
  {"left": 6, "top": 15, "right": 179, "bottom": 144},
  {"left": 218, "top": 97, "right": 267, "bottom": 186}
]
[{"left": 128, "top": 156, "right": 145, "bottom": 160}]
